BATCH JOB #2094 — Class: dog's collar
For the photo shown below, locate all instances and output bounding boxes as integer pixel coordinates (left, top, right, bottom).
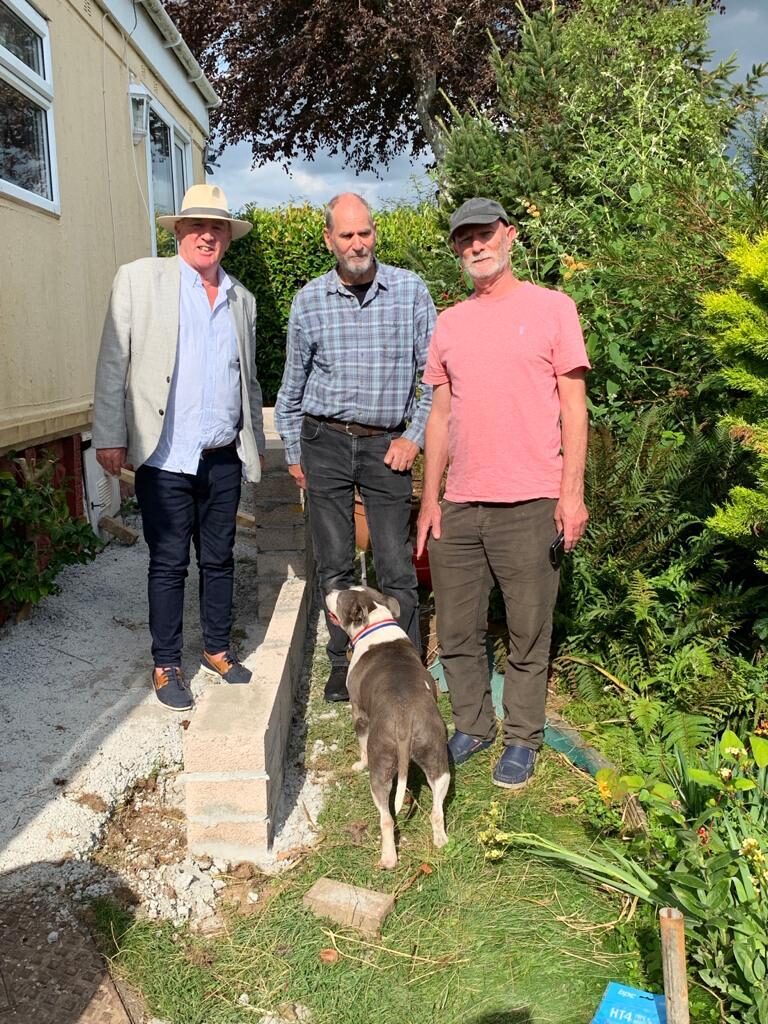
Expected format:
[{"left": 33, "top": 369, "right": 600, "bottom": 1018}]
[{"left": 350, "top": 619, "right": 401, "bottom": 647}]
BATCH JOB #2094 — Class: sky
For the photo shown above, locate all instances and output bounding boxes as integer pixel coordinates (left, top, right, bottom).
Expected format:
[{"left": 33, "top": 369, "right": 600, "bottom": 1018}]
[{"left": 214, "top": 1, "right": 767, "bottom": 212}]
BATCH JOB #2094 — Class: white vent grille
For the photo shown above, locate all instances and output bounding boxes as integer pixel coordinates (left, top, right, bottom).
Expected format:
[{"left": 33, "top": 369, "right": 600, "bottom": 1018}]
[
  {"left": 82, "top": 445, "right": 121, "bottom": 536},
  {"left": 83, "top": 0, "right": 92, "bottom": 16}
]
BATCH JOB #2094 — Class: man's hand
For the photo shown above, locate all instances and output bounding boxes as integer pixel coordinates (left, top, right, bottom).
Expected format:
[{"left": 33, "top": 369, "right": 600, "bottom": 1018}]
[
  {"left": 416, "top": 500, "right": 442, "bottom": 557},
  {"left": 383, "top": 437, "right": 419, "bottom": 472},
  {"left": 287, "top": 463, "right": 307, "bottom": 490},
  {"left": 554, "top": 497, "right": 589, "bottom": 552},
  {"left": 96, "top": 448, "right": 127, "bottom": 477}
]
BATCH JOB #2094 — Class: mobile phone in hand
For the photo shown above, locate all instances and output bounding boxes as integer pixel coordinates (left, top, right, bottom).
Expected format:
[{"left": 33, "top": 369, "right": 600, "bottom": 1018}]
[{"left": 549, "top": 530, "right": 565, "bottom": 570}]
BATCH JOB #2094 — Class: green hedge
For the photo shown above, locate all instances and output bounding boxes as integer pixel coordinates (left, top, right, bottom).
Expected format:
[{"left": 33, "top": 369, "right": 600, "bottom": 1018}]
[{"left": 222, "top": 203, "right": 447, "bottom": 404}]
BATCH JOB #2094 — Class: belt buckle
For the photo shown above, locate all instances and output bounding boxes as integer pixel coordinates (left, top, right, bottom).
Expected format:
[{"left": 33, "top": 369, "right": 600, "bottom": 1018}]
[{"left": 345, "top": 422, "right": 354, "bottom": 435}]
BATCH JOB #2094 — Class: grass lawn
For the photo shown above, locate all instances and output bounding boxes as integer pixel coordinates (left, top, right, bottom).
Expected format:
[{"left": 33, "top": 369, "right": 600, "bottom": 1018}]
[{"left": 93, "top": 627, "right": 642, "bottom": 1024}]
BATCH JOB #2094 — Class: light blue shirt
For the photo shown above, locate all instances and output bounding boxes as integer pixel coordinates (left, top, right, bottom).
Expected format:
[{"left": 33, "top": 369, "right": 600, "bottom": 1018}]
[{"left": 147, "top": 258, "right": 242, "bottom": 475}]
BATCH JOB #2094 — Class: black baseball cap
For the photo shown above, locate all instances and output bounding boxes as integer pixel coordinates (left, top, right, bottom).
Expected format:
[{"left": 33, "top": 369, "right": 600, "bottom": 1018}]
[{"left": 449, "top": 197, "right": 510, "bottom": 238}]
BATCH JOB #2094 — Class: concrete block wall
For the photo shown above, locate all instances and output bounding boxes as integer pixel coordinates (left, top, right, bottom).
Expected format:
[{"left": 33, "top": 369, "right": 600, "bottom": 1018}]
[{"left": 184, "top": 411, "right": 315, "bottom": 861}]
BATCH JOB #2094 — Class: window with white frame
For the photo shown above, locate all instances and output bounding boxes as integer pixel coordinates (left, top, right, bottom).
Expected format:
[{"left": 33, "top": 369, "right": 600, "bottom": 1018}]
[
  {"left": 0, "top": 0, "right": 58, "bottom": 211},
  {"left": 148, "top": 101, "right": 190, "bottom": 254}
]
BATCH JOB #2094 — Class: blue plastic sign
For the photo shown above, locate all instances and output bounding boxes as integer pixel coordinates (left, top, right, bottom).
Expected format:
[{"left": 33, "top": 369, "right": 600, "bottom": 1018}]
[{"left": 591, "top": 983, "right": 667, "bottom": 1024}]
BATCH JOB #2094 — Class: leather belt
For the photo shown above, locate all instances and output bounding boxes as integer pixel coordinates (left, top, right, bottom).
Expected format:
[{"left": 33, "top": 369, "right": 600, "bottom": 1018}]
[
  {"left": 202, "top": 440, "right": 236, "bottom": 455},
  {"left": 308, "top": 415, "right": 404, "bottom": 438}
]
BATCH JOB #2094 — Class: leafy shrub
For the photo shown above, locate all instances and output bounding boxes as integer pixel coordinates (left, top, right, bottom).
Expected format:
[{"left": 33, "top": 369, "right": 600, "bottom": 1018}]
[
  {"left": 555, "top": 409, "right": 768, "bottom": 717},
  {"left": 0, "top": 456, "right": 101, "bottom": 613}
]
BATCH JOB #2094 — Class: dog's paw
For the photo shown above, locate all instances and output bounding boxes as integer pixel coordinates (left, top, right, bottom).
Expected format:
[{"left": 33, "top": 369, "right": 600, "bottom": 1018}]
[
  {"left": 351, "top": 759, "right": 368, "bottom": 773},
  {"left": 378, "top": 855, "right": 398, "bottom": 870},
  {"left": 432, "top": 829, "right": 449, "bottom": 849}
]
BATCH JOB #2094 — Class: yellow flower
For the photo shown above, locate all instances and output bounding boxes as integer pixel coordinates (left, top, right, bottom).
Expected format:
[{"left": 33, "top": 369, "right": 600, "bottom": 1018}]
[{"left": 597, "top": 778, "right": 612, "bottom": 803}]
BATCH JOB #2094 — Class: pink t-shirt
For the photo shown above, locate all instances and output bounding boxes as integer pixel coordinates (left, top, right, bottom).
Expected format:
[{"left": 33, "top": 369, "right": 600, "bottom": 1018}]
[{"left": 422, "top": 282, "right": 590, "bottom": 503}]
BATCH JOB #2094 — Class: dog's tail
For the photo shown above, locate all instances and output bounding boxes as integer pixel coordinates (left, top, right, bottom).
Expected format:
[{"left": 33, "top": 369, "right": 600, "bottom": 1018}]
[{"left": 394, "top": 717, "right": 412, "bottom": 815}]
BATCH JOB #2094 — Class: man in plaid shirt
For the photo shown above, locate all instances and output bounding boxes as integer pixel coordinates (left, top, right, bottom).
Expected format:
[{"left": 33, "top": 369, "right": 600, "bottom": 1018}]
[{"left": 275, "top": 193, "right": 437, "bottom": 701}]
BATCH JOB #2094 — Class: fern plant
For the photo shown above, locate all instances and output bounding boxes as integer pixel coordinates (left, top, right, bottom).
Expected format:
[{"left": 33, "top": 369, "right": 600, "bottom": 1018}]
[{"left": 555, "top": 408, "right": 766, "bottom": 718}]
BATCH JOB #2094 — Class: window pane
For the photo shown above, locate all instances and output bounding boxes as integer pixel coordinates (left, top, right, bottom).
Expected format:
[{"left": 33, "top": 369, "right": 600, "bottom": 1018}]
[
  {"left": 173, "top": 140, "right": 186, "bottom": 212},
  {"left": 0, "top": 77, "right": 51, "bottom": 199},
  {"left": 150, "top": 110, "right": 174, "bottom": 216},
  {"left": 0, "top": 1, "right": 43, "bottom": 76}
]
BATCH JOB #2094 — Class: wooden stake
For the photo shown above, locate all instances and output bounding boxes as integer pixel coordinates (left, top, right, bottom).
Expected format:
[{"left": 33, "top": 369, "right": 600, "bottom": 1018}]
[
  {"left": 98, "top": 515, "right": 139, "bottom": 544},
  {"left": 660, "top": 907, "right": 689, "bottom": 1024}
]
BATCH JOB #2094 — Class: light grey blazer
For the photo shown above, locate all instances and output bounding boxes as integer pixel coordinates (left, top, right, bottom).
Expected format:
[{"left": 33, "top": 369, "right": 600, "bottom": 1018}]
[{"left": 92, "top": 256, "right": 264, "bottom": 483}]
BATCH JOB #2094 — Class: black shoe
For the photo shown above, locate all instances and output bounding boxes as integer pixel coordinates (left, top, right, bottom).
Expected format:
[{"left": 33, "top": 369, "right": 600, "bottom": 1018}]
[{"left": 324, "top": 665, "right": 349, "bottom": 702}]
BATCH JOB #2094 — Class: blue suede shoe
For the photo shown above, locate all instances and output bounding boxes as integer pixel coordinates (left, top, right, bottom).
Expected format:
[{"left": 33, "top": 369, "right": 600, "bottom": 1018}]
[
  {"left": 492, "top": 745, "right": 536, "bottom": 790},
  {"left": 447, "top": 730, "right": 495, "bottom": 765}
]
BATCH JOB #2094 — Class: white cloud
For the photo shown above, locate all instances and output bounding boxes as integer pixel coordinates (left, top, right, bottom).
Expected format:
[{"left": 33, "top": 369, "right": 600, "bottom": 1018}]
[{"left": 213, "top": 141, "right": 431, "bottom": 212}]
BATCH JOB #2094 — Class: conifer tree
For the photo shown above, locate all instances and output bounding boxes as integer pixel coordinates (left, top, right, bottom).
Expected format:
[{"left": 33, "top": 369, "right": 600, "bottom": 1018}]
[{"left": 703, "top": 233, "right": 768, "bottom": 572}]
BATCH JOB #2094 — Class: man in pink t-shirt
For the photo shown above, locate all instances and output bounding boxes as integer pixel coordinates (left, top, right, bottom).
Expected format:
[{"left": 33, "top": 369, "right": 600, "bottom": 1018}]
[{"left": 416, "top": 197, "right": 590, "bottom": 790}]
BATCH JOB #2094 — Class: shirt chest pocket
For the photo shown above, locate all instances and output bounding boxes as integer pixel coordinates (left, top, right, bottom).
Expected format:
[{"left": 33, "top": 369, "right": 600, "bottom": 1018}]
[{"left": 375, "top": 320, "right": 413, "bottom": 366}]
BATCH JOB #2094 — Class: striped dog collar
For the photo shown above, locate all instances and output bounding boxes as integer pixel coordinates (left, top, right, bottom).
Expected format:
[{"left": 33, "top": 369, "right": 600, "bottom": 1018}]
[{"left": 350, "top": 619, "right": 401, "bottom": 647}]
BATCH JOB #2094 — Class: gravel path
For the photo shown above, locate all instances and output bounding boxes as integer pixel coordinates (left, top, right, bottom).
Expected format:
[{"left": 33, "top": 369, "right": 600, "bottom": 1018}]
[{"left": 0, "top": 515, "right": 266, "bottom": 883}]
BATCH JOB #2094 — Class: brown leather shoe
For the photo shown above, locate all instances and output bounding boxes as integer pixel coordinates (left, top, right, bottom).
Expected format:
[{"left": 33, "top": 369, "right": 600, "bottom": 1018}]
[{"left": 201, "top": 650, "right": 252, "bottom": 684}]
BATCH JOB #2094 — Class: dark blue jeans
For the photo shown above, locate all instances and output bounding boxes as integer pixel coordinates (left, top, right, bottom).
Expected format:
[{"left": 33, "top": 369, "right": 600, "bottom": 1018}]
[
  {"left": 300, "top": 417, "right": 420, "bottom": 665},
  {"left": 135, "top": 447, "right": 242, "bottom": 666}
]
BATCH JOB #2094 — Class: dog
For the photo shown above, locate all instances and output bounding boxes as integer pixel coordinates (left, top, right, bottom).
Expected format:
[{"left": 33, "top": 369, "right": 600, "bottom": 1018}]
[{"left": 325, "top": 586, "right": 450, "bottom": 869}]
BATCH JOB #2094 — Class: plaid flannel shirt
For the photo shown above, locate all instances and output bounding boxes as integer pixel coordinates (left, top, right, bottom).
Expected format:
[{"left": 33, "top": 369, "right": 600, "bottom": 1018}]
[{"left": 274, "top": 262, "right": 437, "bottom": 464}]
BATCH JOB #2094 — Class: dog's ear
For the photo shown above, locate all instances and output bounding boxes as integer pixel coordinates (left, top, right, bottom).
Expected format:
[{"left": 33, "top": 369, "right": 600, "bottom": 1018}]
[
  {"left": 366, "top": 587, "right": 400, "bottom": 619},
  {"left": 337, "top": 590, "right": 370, "bottom": 632},
  {"left": 349, "top": 593, "right": 369, "bottom": 630}
]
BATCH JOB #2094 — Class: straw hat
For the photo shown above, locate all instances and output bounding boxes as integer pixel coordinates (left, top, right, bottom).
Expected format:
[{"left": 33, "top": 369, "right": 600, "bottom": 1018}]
[{"left": 157, "top": 183, "right": 252, "bottom": 240}]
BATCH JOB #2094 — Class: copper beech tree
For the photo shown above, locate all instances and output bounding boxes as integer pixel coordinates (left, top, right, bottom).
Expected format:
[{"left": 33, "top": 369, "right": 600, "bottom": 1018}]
[{"left": 165, "top": 0, "right": 578, "bottom": 171}]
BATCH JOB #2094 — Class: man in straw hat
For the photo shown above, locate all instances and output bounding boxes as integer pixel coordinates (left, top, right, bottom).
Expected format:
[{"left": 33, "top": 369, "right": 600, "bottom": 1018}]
[{"left": 93, "top": 183, "right": 264, "bottom": 711}]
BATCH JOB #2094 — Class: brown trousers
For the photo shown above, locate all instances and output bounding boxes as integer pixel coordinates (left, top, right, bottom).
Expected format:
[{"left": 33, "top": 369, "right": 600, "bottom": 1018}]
[{"left": 429, "top": 498, "right": 559, "bottom": 750}]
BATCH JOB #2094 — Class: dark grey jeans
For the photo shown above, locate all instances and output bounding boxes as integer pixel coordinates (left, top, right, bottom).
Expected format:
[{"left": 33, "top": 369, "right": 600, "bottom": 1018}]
[
  {"left": 428, "top": 498, "right": 559, "bottom": 750},
  {"left": 300, "top": 416, "right": 420, "bottom": 665}
]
